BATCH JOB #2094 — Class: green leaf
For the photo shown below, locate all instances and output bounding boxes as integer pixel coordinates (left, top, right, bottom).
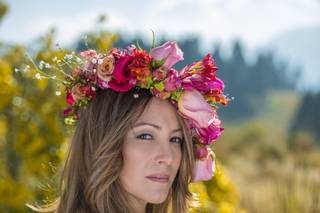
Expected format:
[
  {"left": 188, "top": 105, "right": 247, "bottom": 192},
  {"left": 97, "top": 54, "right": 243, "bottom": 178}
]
[
  {"left": 150, "top": 59, "right": 165, "bottom": 70},
  {"left": 171, "top": 91, "right": 182, "bottom": 101},
  {"left": 64, "top": 117, "right": 76, "bottom": 125},
  {"left": 136, "top": 41, "right": 142, "bottom": 50},
  {"left": 154, "top": 81, "right": 164, "bottom": 91},
  {"left": 151, "top": 29, "right": 155, "bottom": 49},
  {"left": 146, "top": 75, "right": 153, "bottom": 88}
]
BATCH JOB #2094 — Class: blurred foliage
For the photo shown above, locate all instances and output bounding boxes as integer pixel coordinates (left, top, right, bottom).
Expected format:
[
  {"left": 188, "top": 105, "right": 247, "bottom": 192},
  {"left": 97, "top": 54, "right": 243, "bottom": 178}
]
[
  {"left": 213, "top": 90, "right": 320, "bottom": 213},
  {"left": 290, "top": 92, "right": 320, "bottom": 145},
  {"left": 0, "top": 28, "right": 68, "bottom": 212},
  {"left": 0, "top": 0, "right": 8, "bottom": 23},
  {"left": 189, "top": 163, "right": 245, "bottom": 213}
]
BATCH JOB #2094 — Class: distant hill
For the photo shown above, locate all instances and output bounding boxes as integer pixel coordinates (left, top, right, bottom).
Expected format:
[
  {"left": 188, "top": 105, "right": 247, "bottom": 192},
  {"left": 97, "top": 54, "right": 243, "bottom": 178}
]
[{"left": 265, "top": 26, "right": 320, "bottom": 91}]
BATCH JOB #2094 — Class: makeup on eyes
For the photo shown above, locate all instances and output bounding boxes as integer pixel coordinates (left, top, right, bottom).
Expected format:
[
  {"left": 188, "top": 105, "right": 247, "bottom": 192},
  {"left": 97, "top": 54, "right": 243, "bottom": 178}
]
[
  {"left": 135, "top": 131, "right": 183, "bottom": 144},
  {"left": 133, "top": 122, "right": 182, "bottom": 134}
]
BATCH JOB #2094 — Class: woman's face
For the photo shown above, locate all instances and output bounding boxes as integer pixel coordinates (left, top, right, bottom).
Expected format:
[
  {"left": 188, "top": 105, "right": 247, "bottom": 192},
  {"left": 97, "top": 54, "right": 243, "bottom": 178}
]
[{"left": 119, "top": 97, "right": 182, "bottom": 209}]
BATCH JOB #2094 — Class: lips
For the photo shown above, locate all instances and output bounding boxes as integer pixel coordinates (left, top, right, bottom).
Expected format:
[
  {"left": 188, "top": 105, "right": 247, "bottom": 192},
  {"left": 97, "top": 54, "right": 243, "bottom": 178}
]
[{"left": 146, "top": 174, "right": 170, "bottom": 183}]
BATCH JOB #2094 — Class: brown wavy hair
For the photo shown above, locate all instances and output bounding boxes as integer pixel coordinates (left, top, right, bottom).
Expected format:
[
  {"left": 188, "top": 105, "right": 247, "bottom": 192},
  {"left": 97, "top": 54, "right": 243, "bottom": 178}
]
[{"left": 27, "top": 88, "right": 195, "bottom": 213}]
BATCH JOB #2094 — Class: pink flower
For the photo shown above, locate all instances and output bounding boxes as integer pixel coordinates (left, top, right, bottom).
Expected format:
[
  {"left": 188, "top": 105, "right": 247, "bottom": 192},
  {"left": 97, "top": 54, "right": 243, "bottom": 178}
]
[
  {"left": 191, "top": 121, "right": 224, "bottom": 144},
  {"left": 178, "top": 89, "right": 217, "bottom": 127},
  {"left": 163, "top": 69, "right": 181, "bottom": 92},
  {"left": 152, "top": 88, "right": 171, "bottom": 99},
  {"left": 63, "top": 108, "right": 73, "bottom": 116},
  {"left": 80, "top": 50, "right": 98, "bottom": 59},
  {"left": 150, "top": 41, "right": 184, "bottom": 70},
  {"left": 178, "top": 89, "right": 223, "bottom": 144},
  {"left": 67, "top": 84, "right": 96, "bottom": 105},
  {"left": 108, "top": 53, "right": 136, "bottom": 92},
  {"left": 194, "top": 145, "right": 208, "bottom": 159},
  {"left": 152, "top": 68, "right": 168, "bottom": 81},
  {"left": 180, "top": 54, "right": 223, "bottom": 94},
  {"left": 192, "top": 148, "right": 216, "bottom": 182},
  {"left": 66, "top": 91, "right": 74, "bottom": 105}
]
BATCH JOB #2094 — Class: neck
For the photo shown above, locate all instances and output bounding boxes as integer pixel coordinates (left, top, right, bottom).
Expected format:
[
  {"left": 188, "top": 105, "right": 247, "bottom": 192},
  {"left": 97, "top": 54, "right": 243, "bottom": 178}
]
[
  {"left": 134, "top": 202, "right": 146, "bottom": 213},
  {"left": 128, "top": 194, "right": 146, "bottom": 213}
]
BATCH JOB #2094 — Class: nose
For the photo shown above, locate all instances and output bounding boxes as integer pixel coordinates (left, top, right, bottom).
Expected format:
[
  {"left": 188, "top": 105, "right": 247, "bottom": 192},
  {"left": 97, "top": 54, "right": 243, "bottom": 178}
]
[{"left": 154, "top": 142, "right": 174, "bottom": 165}]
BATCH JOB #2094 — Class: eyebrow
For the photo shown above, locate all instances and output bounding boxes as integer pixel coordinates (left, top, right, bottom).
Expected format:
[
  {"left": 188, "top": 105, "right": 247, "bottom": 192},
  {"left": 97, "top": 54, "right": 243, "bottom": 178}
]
[{"left": 133, "top": 122, "right": 182, "bottom": 133}]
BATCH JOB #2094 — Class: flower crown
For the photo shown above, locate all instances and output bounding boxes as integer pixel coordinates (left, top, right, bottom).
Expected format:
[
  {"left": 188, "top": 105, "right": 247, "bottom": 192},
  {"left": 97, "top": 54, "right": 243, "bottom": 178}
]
[{"left": 27, "top": 38, "right": 229, "bottom": 182}]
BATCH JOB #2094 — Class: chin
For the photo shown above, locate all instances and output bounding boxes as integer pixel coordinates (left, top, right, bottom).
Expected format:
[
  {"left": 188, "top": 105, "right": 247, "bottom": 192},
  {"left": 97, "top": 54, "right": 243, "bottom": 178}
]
[{"left": 146, "top": 192, "right": 169, "bottom": 204}]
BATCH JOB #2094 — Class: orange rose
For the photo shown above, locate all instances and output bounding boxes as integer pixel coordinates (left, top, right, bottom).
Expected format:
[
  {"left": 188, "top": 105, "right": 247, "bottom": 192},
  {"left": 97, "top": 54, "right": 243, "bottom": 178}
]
[
  {"left": 97, "top": 55, "right": 115, "bottom": 82},
  {"left": 71, "top": 84, "right": 86, "bottom": 102}
]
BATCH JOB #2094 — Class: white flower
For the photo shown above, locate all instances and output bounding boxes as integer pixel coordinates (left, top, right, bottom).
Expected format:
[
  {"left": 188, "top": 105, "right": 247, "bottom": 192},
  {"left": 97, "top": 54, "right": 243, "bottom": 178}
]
[
  {"left": 51, "top": 75, "right": 56, "bottom": 79},
  {"left": 14, "top": 68, "right": 19, "bottom": 72},
  {"left": 35, "top": 73, "right": 41, "bottom": 79},
  {"left": 64, "top": 54, "right": 73, "bottom": 60},
  {"left": 55, "top": 91, "right": 61, "bottom": 96},
  {"left": 91, "top": 58, "right": 97, "bottom": 64},
  {"left": 98, "top": 59, "right": 103, "bottom": 65},
  {"left": 23, "top": 65, "right": 30, "bottom": 72},
  {"left": 45, "top": 63, "right": 51, "bottom": 69},
  {"left": 133, "top": 93, "right": 139, "bottom": 99},
  {"left": 76, "top": 57, "right": 82, "bottom": 64}
]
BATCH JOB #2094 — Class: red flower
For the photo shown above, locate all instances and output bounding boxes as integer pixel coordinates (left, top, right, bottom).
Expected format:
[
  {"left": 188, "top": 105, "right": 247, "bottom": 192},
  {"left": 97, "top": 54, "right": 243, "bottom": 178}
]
[
  {"left": 202, "top": 54, "right": 219, "bottom": 79},
  {"left": 108, "top": 53, "right": 136, "bottom": 92},
  {"left": 128, "top": 49, "right": 152, "bottom": 82}
]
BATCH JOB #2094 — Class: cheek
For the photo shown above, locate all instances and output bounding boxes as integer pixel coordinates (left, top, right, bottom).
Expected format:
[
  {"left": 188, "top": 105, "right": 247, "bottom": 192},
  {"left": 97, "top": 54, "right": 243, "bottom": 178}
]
[
  {"left": 173, "top": 146, "right": 182, "bottom": 171},
  {"left": 120, "top": 144, "right": 145, "bottom": 180},
  {"left": 119, "top": 142, "right": 149, "bottom": 192}
]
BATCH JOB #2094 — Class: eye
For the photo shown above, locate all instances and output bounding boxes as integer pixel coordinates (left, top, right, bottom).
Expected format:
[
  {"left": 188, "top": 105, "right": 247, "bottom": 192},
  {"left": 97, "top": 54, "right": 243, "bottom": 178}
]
[
  {"left": 170, "top": 137, "right": 183, "bottom": 144},
  {"left": 136, "top": 133, "right": 153, "bottom": 140}
]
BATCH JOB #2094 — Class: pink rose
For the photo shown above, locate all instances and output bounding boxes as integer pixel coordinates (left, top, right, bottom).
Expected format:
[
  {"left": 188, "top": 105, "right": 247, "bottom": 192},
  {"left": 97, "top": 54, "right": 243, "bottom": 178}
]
[
  {"left": 178, "top": 89, "right": 218, "bottom": 128},
  {"left": 150, "top": 41, "right": 184, "bottom": 70},
  {"left": 178, "top": 89, "right": 223, "bottom": 144},
  {"left": 192, "top": 148, "right": 216, "bottom": 182}
]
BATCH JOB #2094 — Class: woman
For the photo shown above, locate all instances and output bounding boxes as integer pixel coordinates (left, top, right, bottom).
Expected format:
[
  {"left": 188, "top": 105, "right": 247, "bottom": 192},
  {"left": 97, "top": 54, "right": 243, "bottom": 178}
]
[{"left": 27, "top": 40, "right": 228, "bottom": 213}]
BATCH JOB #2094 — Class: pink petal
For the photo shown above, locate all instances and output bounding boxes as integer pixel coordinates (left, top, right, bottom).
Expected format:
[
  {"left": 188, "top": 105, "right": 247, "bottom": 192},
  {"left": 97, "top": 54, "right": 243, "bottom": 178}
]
[
  {"left": 178, "top": 90, "right": 216, "bottom": 128},
  {"left": 192, "top": 150, "right": 215, "bottom": 182},
  {"left": 66, "top": 91, "right": 74, "bottom": 105},
  {"left": 150, "top": 41, "right": 184, "bottom": 69}
]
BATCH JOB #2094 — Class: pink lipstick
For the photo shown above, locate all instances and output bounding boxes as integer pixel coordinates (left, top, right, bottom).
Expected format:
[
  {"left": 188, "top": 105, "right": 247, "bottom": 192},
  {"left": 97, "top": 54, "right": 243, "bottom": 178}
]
[{"left": 146, "top": 175, "right": 169, "bottom": 183}]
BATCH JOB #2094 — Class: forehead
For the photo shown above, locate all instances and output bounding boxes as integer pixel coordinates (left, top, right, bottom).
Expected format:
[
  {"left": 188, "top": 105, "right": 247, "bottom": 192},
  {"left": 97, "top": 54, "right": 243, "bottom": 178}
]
[{"left": 135, "top": 97, "right": 180, "bottom": 127}]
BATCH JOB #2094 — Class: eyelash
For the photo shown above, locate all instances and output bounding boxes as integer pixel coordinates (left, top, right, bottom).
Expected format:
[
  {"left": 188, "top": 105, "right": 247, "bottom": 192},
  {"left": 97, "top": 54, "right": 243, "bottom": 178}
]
[{"left": 137, "top": 134, "right": 183, "bottom": 144}]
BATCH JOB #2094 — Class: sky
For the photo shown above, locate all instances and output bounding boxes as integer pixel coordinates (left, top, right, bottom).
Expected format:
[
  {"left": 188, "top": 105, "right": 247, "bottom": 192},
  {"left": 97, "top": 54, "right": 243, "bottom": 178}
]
[
  {"left": 1, "top": 0, "right": 319, "bottom": 47},
  {"left": 1, "top": 0, "right": 320, "bottom": 89}
]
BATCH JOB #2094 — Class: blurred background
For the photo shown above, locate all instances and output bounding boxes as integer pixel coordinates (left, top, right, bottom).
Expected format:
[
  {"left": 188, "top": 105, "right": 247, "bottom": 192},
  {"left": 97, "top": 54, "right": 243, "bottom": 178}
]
[{"left": 0, "top": 0, "right": 319, "bottom": 212}]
